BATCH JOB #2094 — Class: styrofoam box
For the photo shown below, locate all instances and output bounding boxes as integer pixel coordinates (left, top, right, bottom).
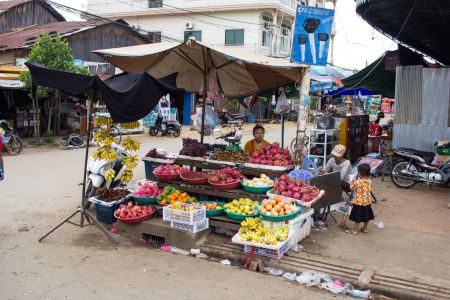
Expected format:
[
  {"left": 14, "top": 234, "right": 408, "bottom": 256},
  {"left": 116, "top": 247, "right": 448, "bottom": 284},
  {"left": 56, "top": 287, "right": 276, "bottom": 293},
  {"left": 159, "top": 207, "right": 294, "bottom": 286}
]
[{"left": 262, "top": 209, "right": 314, "bottom": 247}]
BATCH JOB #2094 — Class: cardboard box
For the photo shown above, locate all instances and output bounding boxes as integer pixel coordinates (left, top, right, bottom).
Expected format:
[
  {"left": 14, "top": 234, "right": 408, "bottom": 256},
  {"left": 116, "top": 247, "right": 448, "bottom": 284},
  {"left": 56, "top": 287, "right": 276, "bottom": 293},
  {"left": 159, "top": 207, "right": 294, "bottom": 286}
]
[{"left": 435, "top": 140, "right": 450, "bottom": 163}]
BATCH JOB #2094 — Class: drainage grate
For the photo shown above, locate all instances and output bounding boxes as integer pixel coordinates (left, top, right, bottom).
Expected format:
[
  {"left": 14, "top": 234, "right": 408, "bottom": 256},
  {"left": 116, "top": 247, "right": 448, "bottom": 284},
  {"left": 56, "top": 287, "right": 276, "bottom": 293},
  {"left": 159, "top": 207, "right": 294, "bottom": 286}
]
[{"left": 143, "top": 233, "right": 165, "bottom": 246}]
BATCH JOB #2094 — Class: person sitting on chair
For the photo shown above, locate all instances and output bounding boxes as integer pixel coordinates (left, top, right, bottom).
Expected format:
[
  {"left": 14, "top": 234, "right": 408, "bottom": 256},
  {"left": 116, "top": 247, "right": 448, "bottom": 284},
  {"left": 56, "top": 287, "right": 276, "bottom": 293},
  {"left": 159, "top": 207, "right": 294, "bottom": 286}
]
[
  {"left": 320, "top": 144, "right": 352, "bottom": 192},
  {"left": 243, "top": 125, "right": 269, "bottom": 156}
]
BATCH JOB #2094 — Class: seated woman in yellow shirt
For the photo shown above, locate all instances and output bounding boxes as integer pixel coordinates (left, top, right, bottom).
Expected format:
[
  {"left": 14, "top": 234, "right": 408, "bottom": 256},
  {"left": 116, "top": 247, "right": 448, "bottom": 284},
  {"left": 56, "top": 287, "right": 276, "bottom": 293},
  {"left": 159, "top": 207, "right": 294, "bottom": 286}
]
[{"left": 244, "top": 125, "right": 269, "bottom": 156}]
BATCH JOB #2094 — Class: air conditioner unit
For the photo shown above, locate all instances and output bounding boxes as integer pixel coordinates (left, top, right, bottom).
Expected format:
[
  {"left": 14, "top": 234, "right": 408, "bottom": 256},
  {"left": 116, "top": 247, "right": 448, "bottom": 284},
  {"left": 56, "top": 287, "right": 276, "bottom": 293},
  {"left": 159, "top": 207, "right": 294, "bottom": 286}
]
[
  {"left": 185, "top": 22, "right": 194, "bottom": 30},
  {"left": 282, "top": 28, "right": 289, "bottom": 35},
  {"left": 264, "top": 22, "right": 272, "bottom": 30}
]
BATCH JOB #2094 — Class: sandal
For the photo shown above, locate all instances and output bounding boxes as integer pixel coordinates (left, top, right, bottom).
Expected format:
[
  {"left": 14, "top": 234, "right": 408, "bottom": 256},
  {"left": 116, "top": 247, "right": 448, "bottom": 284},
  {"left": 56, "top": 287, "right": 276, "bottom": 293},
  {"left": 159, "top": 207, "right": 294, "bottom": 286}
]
[
  {"left": 345, "top": 229, "right": 358, "bottom": 235},
  {"left": 361, "top": 229, "right": 369, "bottom": 233},
  {"left": 339, "top": 224, "right": 350, "bottom": 231}
]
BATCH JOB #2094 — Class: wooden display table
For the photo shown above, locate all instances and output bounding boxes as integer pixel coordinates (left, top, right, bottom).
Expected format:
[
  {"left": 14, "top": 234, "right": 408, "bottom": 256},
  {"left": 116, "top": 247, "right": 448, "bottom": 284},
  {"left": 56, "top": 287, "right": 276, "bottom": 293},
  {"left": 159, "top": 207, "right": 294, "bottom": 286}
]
[
  {"left": 156, "top": 180, "right": 267, "bottom": 202},
  {"left": 175, "top": 157, "right": 293, "bottom": 178}
]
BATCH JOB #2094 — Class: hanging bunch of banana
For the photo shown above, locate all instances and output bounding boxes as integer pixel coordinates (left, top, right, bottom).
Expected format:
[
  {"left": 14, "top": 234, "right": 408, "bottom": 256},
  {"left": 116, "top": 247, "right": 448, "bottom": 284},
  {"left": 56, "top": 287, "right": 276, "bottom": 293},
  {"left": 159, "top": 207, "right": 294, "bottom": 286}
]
[
  {"left": 123, "top": 155, "right": 139, "bottom": 169},
  {"left": 93, "top": 116, "right": 114, "bottom": 128},
  {"left": 120, "top": 121, "right": 140, "bottom": 130},
  {"left": 119, "top": 169, "right": 134, "bottom": 183},
  {"left": 90, "top": 116, "right": 142, "bottom": 184},
  {"left": 103, "top": 169, "right": 116, "bottom": 182},
  {"left": 122, "top": 136, "right": 141, "bottom": 152}
]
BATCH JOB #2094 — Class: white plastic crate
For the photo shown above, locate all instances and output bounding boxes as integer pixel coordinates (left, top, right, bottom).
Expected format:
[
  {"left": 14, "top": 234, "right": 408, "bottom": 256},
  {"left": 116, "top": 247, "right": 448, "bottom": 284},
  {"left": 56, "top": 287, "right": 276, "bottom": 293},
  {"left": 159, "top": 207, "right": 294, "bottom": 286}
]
[
  {"left": 262, "top": 208, "right": 314, "bottom": 247},
  {"left": 243, "top": 240, "right": 291, "bottom": 259},
  {"left": 170, "top": 218, "right": 209, "bottom": 233},
  {"left": 163, "top": 204, "right": 206, "bottom": 225}
]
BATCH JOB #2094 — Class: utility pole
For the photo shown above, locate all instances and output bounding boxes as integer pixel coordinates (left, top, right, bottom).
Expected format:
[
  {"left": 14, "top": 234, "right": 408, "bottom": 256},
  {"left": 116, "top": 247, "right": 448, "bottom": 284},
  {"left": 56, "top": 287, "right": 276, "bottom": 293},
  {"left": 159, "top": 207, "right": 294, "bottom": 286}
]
[{"left": 294, "top": 0, "right": 314, "bottom": 165}]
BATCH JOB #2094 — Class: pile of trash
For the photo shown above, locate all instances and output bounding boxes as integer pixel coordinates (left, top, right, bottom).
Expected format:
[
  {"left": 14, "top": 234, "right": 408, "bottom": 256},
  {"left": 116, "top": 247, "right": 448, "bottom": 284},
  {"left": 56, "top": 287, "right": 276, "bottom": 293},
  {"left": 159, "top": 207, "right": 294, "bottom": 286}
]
[{"left": 264, "top": 268, "right": 371, "bottom": 298}]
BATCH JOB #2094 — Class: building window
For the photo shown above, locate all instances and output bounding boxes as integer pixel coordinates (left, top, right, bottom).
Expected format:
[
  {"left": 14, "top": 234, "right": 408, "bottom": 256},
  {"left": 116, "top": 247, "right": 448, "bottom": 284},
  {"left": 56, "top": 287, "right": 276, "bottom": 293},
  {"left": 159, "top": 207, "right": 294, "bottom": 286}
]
[
  {"left": 262, "top": 16, "right": 273, "bottom": 23},
  {"left": 225, "top": 29, "right": 244, "bottom": 46},
  {"left": 184, "top": 31, "right": 202, "bottom": 42},
  {"left": 281, "top": 23, "right": 292, "bottom": 30},
  {"left": 148, "top": 0, "right": 163, "bottom": 8},
  {"left": 280, "top": 36, "right": 289, "bottom": 50},
  {"left": 262, "top": 31, "right": 272, "bottom": 47}
]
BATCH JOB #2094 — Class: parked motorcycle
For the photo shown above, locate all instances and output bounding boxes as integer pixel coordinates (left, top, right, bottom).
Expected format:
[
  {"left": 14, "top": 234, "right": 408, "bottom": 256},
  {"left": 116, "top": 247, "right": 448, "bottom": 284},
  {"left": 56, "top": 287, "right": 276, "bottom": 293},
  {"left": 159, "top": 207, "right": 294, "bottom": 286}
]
[
  {"left": 369, "top": 111, "right": 393, "bottom": 136},
  {"left": 85, "top": 143, "right": 128, "bottom": 199},
  {"left": 149, "top": 114, "right": 181, "bottom": 137},
  {"left": 0, "top": 120, "right": 23, "bottom": 154},
  {"left": 218, "top": 112, "right": 245, "bottom": 127},
  {"left": 214, "top": 127, "right": 243, "bottom": 152},
  {"left": 390, "top": 146, "right": 450, "bottom": 188}
]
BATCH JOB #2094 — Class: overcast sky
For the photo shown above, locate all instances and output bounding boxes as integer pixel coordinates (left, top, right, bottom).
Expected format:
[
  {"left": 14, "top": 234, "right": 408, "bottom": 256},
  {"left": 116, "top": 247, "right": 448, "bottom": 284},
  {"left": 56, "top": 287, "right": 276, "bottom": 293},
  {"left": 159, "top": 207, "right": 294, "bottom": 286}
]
[{"left": 36, "top": 0, "right": 398, "bottom": 70}]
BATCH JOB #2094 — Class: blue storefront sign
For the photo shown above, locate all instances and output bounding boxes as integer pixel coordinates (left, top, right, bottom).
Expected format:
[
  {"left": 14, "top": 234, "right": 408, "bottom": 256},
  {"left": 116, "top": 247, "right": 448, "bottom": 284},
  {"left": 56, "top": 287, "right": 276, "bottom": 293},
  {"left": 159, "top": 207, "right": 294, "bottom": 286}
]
[
  {"left": 291, "top": 6, "right": 335, "bottom": 66},
  {"left": 310, "top": 81, "right": 334, "bottom": 92}
]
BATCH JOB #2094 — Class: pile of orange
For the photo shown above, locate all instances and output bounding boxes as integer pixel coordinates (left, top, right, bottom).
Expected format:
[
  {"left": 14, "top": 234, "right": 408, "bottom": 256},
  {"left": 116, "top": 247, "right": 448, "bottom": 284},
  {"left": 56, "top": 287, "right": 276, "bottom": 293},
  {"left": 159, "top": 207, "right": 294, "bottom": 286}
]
[{"left": 158, "top": 191, "right": 196, "bottom": 205}]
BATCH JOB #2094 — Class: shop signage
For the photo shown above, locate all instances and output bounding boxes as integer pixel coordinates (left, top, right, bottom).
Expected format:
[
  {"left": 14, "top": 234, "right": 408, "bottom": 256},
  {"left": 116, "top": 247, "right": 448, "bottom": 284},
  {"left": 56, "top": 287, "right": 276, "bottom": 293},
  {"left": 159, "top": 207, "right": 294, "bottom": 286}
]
[
  {"left": 291, "top": 6, "right": 335, "bottom": 66},
  {"left": 310, "top": 81, "right": 333, "bottom": 92}
]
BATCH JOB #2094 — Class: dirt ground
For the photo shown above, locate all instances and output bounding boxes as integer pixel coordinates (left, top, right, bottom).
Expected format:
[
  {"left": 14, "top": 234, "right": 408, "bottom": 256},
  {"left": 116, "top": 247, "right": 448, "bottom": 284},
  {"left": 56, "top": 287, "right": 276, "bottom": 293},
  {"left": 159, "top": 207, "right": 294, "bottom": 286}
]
[
  {"left": 1, "top": 123, "right": 449, "bottom": 299},
  {"left": 0, "top": 123, "right": 346, "bottom": 300}
]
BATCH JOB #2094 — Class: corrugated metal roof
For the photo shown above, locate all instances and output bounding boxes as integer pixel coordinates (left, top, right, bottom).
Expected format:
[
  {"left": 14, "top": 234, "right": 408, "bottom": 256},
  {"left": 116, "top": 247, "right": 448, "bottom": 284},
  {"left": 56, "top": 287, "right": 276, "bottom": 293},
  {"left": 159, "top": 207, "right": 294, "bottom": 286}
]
[
  {"left": 0, "top": 79, "right": 24, "bottom": 89},
  {"left": 0, "top": 21, "right": 105, "bottom": 51},
  {"left": 0, "top": 0, "right": 30, "bottom": 11}
]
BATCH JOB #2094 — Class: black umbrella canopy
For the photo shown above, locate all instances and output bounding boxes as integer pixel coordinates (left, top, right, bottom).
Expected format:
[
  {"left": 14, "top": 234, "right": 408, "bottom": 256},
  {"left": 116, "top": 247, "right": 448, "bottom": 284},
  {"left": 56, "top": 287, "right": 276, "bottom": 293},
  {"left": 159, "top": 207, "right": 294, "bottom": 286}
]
[{"left": 356, "top": 0, "right": 450, "bottom": 65}]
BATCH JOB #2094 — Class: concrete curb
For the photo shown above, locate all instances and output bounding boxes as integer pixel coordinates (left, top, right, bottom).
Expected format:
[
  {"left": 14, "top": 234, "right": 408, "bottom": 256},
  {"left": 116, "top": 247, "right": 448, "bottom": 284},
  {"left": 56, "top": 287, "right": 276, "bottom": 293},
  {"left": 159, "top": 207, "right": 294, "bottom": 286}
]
[{"left": 201, "top": 243, "right": 450, "bottom": 300}]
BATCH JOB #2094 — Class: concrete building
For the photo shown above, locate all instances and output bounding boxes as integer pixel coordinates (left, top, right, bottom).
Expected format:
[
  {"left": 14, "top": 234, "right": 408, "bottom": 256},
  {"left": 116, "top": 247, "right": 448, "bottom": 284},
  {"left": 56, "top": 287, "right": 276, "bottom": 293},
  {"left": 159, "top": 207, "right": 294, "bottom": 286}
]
[{"left": 86, "top": 0, "right": 335, "bottom": 58}]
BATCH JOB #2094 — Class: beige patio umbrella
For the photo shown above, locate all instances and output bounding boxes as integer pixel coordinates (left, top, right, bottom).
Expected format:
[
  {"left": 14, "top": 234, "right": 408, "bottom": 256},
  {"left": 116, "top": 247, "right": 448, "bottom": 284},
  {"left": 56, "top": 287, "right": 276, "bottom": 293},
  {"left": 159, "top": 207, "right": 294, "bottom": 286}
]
[{"left": 93, "top": 40, "right": 307, "bottom": 142}]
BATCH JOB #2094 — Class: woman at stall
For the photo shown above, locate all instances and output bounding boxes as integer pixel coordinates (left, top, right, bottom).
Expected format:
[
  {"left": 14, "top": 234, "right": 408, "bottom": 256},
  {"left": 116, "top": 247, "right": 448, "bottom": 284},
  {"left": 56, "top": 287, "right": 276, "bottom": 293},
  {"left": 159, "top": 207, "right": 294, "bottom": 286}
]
[
  {"left": 320, "top": 144, "right": 352, "bottom": 192},
  {"left": 244, "top": 125, "right": 269, "bottom": 156}
]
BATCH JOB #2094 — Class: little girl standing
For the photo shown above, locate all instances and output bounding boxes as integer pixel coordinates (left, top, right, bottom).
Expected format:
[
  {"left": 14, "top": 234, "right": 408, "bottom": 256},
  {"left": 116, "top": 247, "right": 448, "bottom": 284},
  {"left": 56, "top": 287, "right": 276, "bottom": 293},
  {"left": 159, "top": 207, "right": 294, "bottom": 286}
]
[{"left": 349, "top": 163, "right": 375, "bottom": 234}]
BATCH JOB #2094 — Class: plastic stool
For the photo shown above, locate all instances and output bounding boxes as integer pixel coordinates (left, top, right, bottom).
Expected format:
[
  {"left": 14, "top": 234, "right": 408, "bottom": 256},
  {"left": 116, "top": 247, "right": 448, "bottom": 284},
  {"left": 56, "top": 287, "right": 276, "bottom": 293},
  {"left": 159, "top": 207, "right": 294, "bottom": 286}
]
[{"left": 288, "top": 169, "right": 311, "bottom": 184}]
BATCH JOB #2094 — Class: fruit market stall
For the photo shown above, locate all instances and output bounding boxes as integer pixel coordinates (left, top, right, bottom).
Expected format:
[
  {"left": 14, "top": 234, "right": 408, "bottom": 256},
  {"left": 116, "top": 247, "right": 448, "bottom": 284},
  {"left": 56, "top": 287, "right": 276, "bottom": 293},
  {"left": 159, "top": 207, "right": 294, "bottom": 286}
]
[
  {"left": 173, "top": 139, "right": 296, "bottom": 178},
  {"left": 105, "top": 151, "right": 330, "bottom": 256}
]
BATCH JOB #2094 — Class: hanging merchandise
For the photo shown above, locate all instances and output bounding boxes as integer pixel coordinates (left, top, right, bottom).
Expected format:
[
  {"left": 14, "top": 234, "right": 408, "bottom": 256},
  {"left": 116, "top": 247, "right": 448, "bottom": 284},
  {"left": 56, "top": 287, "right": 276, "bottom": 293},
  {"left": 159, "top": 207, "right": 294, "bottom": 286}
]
[
  {"left": 192, "top": 105, "right": 219, "bottom": 134},
  {"left": 275, "top": 90, "right": 290, "bottom": 114},
  {"left": 92, "top": 116, "right": 141, "bottom": 183},
  {"left": 199, "top": 68, "right": 219, "bottom": 102}
]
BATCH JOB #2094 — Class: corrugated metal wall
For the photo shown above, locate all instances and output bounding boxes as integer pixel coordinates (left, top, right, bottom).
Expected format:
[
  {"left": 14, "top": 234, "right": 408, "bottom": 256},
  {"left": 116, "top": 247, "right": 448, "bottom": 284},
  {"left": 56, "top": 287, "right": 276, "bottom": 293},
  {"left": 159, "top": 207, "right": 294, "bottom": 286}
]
[
  {"left": 393, "top": 66, "right": 450, "bottom": 151},
  {"left": 394, "top": 65, "right": 423, "bottom": 124}
]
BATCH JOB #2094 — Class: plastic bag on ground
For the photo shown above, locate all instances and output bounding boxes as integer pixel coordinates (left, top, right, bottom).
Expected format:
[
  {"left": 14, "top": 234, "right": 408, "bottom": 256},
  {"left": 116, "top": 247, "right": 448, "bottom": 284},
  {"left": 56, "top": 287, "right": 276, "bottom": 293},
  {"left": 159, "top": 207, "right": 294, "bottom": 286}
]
[
  {"left": 282, "top": 272, "right": 297, "bottom": 281},
  {"left": 264, "top": 267, "right": 284, "bottom": 276},
  {"left": 347, "top": 289, "right": 371, "bottom": 298},
  {"left": 296, "top": 271, "right": 331, "bottom": 287},
  {"left": 296, "top": 271, "right": 321, "bottom": 286},
  {"left": 320, "top": 282, "right": 346, "bottom": 294}
]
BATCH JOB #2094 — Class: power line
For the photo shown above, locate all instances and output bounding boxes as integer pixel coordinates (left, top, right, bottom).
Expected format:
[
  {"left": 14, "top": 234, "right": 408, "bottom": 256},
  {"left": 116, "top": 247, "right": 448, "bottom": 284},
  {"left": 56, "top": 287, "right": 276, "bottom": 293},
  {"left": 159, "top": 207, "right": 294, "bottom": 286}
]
[
  {"left": 45, "top": 0, "right": 184, "bottom": 43},
  {"left": 334, "top": 0, "right": 416, "bottom": 96},
  {"left": 84, "top": 0, "right": 273, "bottom": 46}
]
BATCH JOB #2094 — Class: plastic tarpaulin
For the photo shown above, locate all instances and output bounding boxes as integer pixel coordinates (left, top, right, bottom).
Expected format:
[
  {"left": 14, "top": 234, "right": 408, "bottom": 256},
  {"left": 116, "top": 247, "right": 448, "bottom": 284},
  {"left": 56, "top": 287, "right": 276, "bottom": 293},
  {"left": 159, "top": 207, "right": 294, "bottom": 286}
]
[
  {"left": 341, "top": 54, "right": 395, "bottom": 98},
  {"left": 26, "top": 62, "right": 184, "bottom": 123}
]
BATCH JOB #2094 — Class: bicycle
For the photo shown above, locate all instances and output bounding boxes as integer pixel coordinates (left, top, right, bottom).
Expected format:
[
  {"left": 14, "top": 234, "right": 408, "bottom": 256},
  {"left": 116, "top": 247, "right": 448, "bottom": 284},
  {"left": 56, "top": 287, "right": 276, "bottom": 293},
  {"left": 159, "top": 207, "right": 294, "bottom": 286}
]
[{"left": 65, "top": 125, "right": 122, "bottom": 147}]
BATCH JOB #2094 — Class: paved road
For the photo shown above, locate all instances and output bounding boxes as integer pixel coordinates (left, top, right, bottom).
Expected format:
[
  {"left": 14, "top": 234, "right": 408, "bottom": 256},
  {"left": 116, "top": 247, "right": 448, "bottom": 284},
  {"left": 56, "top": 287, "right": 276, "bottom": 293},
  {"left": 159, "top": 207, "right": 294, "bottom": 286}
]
[{"left": 0, "top": 123, "right": 348, "bottom": 300}]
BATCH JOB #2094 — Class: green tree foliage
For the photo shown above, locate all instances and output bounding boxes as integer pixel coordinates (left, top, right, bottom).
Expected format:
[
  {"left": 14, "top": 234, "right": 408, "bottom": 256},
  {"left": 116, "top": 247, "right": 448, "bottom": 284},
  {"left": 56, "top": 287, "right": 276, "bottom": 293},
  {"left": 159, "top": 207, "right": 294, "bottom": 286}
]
[{"left": 19, "top": 33, "right": 88, "bottom": 99}]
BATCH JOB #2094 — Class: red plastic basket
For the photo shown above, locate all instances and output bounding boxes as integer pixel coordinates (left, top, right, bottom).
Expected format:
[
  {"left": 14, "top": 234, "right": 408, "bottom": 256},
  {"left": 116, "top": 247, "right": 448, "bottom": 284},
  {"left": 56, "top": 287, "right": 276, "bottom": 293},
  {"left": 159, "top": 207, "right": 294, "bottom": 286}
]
[
  {"left": 153, "top": 172, "right": 180, "bottom": 181},
  {"left": 180, "top": 171, "right": 209, "bottom": 185},
  {"left": 114, "top": 206, "right": 156, "bottom": 224},
  {"left": 208, "top": 180, "right": 241, "bottom": 190}
]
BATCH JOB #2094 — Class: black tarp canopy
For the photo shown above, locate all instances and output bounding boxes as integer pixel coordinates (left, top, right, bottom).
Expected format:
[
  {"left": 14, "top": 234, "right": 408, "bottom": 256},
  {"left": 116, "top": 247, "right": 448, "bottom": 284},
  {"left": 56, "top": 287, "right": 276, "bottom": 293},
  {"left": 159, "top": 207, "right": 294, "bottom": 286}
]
[
  {"left": 26, "top": 62, "right": 184, "bottom": 123},
  {"left": 356, "top": 0, "right": 450, "bottom": 65}
]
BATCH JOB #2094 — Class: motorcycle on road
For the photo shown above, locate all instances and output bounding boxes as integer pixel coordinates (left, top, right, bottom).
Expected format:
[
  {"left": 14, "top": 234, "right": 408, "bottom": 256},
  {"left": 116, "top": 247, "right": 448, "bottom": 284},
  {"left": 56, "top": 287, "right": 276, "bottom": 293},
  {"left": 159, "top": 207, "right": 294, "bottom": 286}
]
[{"left": 0, "top": 120, "right": 23, "bottom": 154}]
